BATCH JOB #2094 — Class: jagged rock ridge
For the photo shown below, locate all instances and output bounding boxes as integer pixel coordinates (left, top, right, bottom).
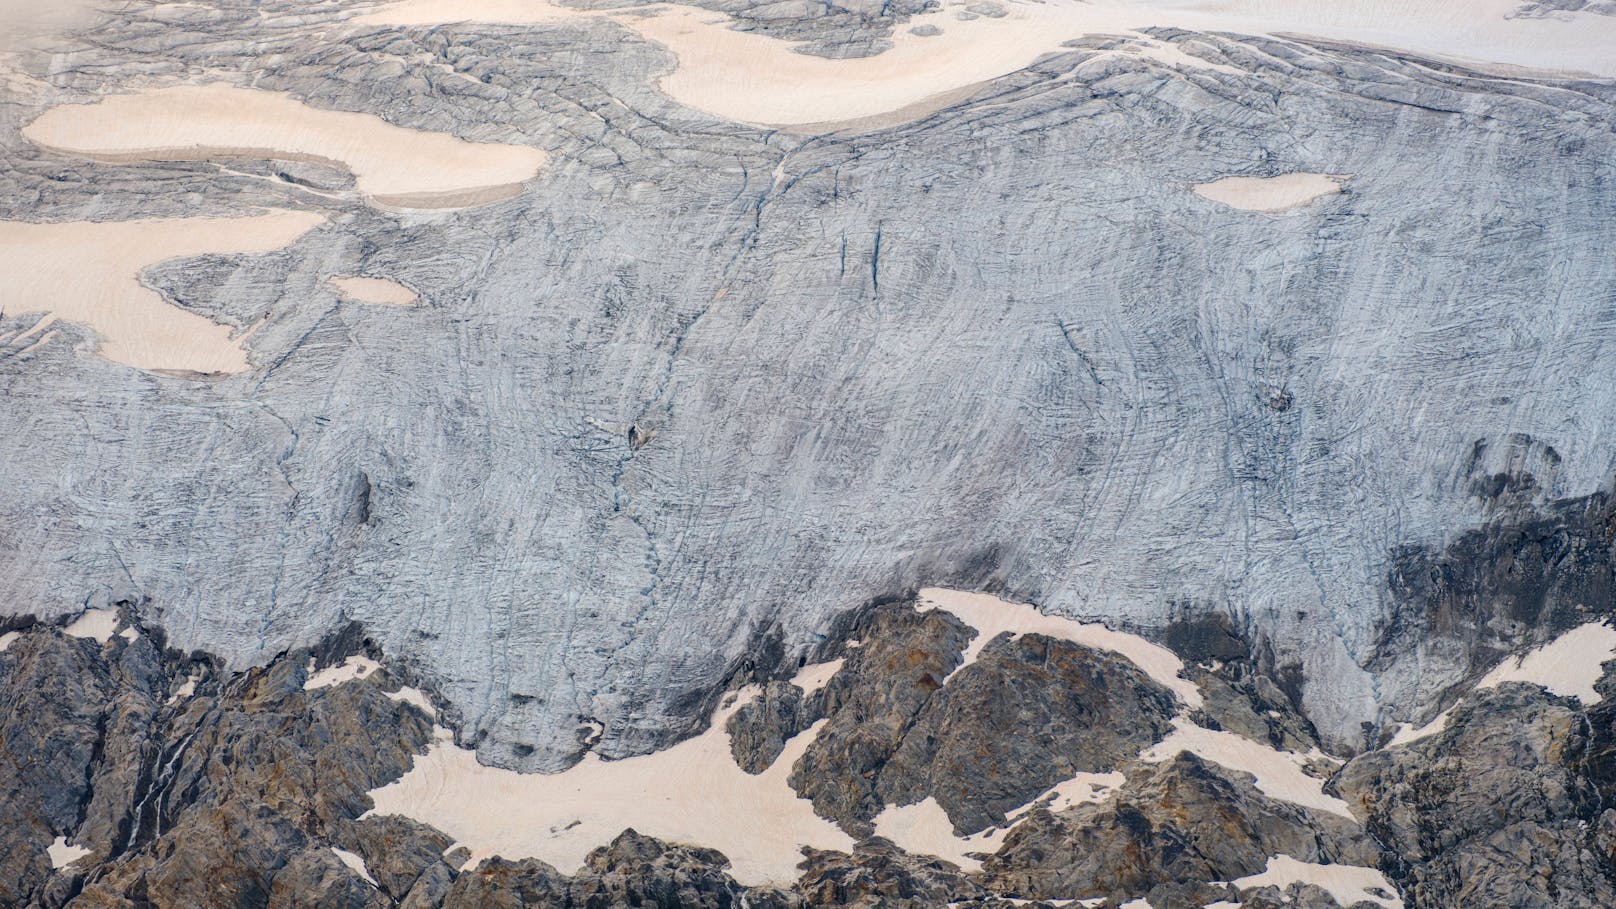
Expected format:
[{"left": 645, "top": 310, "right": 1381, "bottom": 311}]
[{"left": 5, "top": 590, "right": 1616, "bottom": 907}]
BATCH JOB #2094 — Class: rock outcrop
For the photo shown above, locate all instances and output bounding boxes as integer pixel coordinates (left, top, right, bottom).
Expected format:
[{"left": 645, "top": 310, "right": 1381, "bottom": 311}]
[
  {"left": 985, "top": 753, "right": 1375, "bottom": 906},
  {"left": 1336, "top": 681, "right": 1616, "bottom": 908},
  {"left": 6, "top": 591, "right": 1616, "bottom": 907}
]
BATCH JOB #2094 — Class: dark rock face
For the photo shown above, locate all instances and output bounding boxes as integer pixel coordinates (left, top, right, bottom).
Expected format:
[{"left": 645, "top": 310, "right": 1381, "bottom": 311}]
[
  {"left": 786, "top": 602, "right": 972, "bottom": 833},
  {"left": 1372, "top": 485, "right": 1616, "bottom": 731},
  {"left": 1336, "top": 680, "right": 1616, "bottom": 908},
  {"left": 876, "top": 633, "right": 1178, "bottom": 834},
  {"left": 335, "top": 816, "right": 454, "bottom": 902},
  {"left": 0, "top": 630, "right": 116, "bottom": 904},
  {"left": 793, "top": 838, "right": 984, "bottom": 908},
  {"left": 0, "top": 619, "right": 434, "bottom": 909},
  {"left": 437, "top": 857, "right": 570, "bottom": 908},
  {"left": 779, "top": 600, "right": 1178, "bottom": 836},
  {"left": 568, "top": 830, "right": 794, "bottom": 909},
  {"left": 1191, "top": 660, "right": 1323, "bottom": 755},
  {"left": 727, "top": 680, "right": 810, "bottom": 774},
  {"left": 13, "top": 594, "right": 1616, "bottom": 908},
  {"left": 984, "top": 753, "right": 1375, "bottom": 908}
]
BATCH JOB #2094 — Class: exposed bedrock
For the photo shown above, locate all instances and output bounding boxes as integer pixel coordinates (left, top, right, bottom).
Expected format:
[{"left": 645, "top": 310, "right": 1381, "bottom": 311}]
[
  {"left": 2, "top": 0, "right": 1615, "bottom": 769},
  {"left": 1336, "top": 682, "right": 1616, "bottom": 908},
  {"left": 982, "top": 752, "right": 1377, "bottom": 907},
  {"left": 733, "top": 599, "right": 1181, "bottom": 836},
  {"left": 10, "top": 596, "right": 1616, "bottom": 907}
]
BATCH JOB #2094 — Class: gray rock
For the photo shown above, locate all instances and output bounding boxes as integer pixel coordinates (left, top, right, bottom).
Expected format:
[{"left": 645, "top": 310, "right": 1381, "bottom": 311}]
[
  {"left": 267, "top": 848, "right": 389, "bottom": 909},
  {"left": 1367, "top": 486, "right": 1616, "bottom": 738},
  {"left": 728, "top": 680, "right": 810, "bottom": 773},
  {"left": 570, "top": 828, "right": 786, "bottom": 908},
  {"left": 984, "top": 752, "right": 1377, "bottom": 907},
  {"left": 794, "top": 838, "right": 983, "bottom": 907},
  {"left": 398, "top": 862, "right": 455, "bottom": 909},
  {"left": 0, "top": 629, "right": 123, "bottom": 904},
  {"left": 336, "top": 815, "right": 455, "bottom": 901},
  {"left": 778, "top": 598, "right": 1176, "bottom": 835},
  {"left": 788, "top": 601, "right": 972, "bottom": 832},
  {"left": 876, "top": 632, "right": 1178, "bottom": 833},
  {"left": 438, "top": 857, "right": 569, "bottom": 908},
  {"left": 0, "top": 620, "right": 439, "bottom": 908},
  {"left": 1336, "top": 682, "right": 1616, "bottom": 907},
  {"left": 14, "top": 604, "right": 1616, "bottom": 907}
]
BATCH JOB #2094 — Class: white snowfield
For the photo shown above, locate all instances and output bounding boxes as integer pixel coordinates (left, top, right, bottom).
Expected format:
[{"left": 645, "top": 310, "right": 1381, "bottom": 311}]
[
  {"left": 366, "top": 693, "right": 856, "bottom": 885},
  {"left": 1230, "top": 854, "right": 1402, "bottom": 909},
  {"left": 386, "top": 685, "right": 438, "bottom": 718},
  {"left": 355, "top": 0, "right": 1616, "bottom": 127},
  {"left": 1143, "top": 721, "right": 1353, "bottom": 819},
  {"left": 1192, "top": 174, "right": 1345, "bottom": 213},
  {"left": 366, "top": 591, "right": 1364, "bottom": 882},
  {"left": 63, "top": 608, "right": 120, "bottom": 644},
  {"left": 917, "top": 588, "right": 1202, "bottom": 707},
  {"left": 0, "top": 0, "right": 103, "bottom": 52},
  {"left": 0, "top": 212, "right": 325, "bottom": 374},
  {"left": 304, "top": 654, "right": 381, "bottom": 690},
  {"left": 790, "top": 657, "right": 844, "bottom": 696},
  {"left": 47, "top": 836, "right": 90, "bottom": 869},
  {"left": 22, "top": 84, "right": 548, "bottom": 210},
  {"left": 1007, "top": 771, "right": 1127, "bottom": 822},
  {"left": 1390, "top": 621, "right": 1616, "bottom": 746},
  {"left": 166, "top": 672, "right": 198, "bottom": 706},
  {"left": 872, "top": 797, "right": 987, "bottom": 872},
  {"left": 328, "top": 276, "right": 419, "bottom": 307},
  {"left": 1477, "top": 620, "right": 1616, "bottom": 704},
  {"left": 330, "top": 847, "right": 379, "bottom": 887}
]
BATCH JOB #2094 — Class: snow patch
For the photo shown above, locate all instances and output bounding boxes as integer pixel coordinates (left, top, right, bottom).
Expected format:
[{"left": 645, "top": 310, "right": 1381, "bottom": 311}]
[
  {"left": 331, "top": 847, "right": 378, "bottom": 886},
  {"left": 304, "top": 655, "right": 381, "bottom": 690},
  {"left": 0, "top": 212, "right": 324, "bottom": 374},
  {"left": 919, "top": 588, "right": 1201, "bottom": 708},
  {"left": 873, "top": 797, "right": 984, "bottom": 871},
  {"left": 1231, "top": 855, "right": 1402, "bottom": 909},
  {"left": 47, "top": 836, "right": 89, "bottom": 869},
  {"left": 1478, "top": 620, "right": 1616, "bottom": 704},
  {"left": 0, "top": 631, "right": 17, "bottom": 652},
  {"left": 64, "top": 609, "right": 118, "bottom": 644},
  {"left": 329, "top": 275, "right": 418, "bottom": 306},
  {"left": 1193, "top": 173, "right": 1344, "bottom": 212},
  {"left": 1386, "top": 707, "right": 1452, "bottom": 747},
  {"left": 356, "top": 0, "right": 1616, "bottom": 129},
  {"left": 24, "top": 84, "right": 548, "bottom": 209},
  {"left": 365, "top": 689, "right": 853, "bottom": 885},
  {"left": 167, "top": 672, "right": 198, "bottom": 706},
  {"left": 386, "top": 685, "right": 437, "bottom": 718},
  {"left": 790, "top": 657, "right": 844, "bottom": 696},
  {"left": 1390, "top": 621, "right": 1616, "bottom": 748},
  {"left": 1007, "top": 771, "right": 1126, "bottom": 823},
  {"left": 1143, "top": 720, "right": 1352, "bottom": 818}
]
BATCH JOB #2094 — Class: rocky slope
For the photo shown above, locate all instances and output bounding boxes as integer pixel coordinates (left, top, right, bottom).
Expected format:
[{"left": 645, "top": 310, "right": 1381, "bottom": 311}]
[
  {"left": 2, "top": 0, "right": 1615, "bottom": 772},
  {"left": 4, "top": 589, "right": 1616, "bottom": 907}
]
